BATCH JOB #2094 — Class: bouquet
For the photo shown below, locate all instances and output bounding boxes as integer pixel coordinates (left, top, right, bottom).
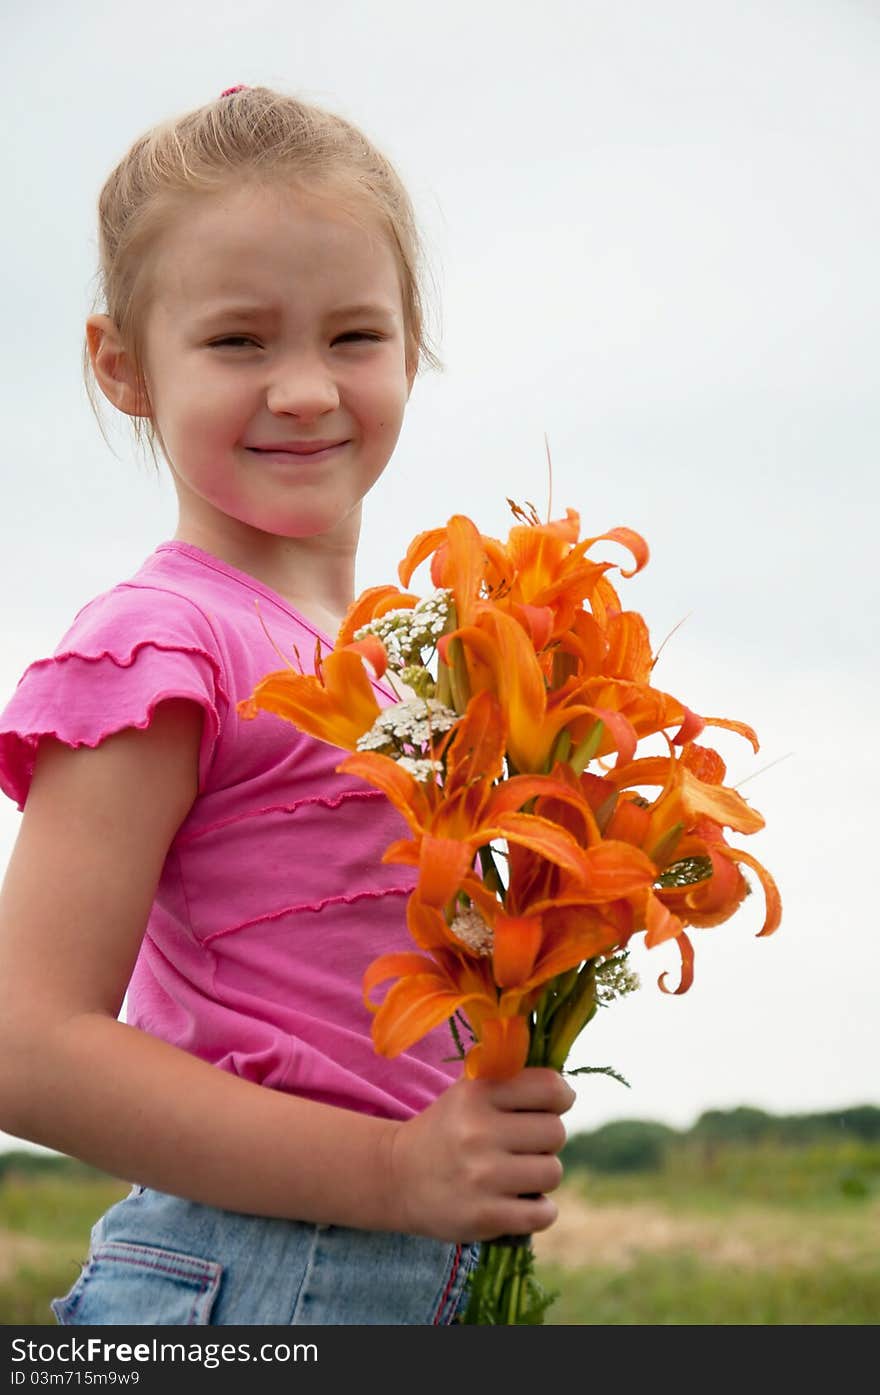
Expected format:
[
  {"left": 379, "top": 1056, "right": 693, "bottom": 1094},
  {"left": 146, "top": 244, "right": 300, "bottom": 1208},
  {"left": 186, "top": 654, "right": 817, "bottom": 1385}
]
[{"left": 239, "top": 499, "right": 781, "bottom": 1324}]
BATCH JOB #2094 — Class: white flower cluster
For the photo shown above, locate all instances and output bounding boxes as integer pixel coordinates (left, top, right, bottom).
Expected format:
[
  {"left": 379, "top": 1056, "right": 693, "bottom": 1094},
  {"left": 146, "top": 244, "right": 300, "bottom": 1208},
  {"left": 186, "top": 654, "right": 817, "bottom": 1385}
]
[
  {"left": 355, "top": 698, "right": 460, "bottom": 783},
  {"left": 395, "top": 756, "right": 445, "bottom": 782},
  {"left": 354, "top": 589, "right": 453, "bottom": 672},
  {"left": 595, "top": 953, "right": 641, "bottom": 1005},
  {"left": 356, "top": 697, "right": 460, "bottom": 753},
  {"left": 450, "top": 906, "right": 494, "bottom": 957}
]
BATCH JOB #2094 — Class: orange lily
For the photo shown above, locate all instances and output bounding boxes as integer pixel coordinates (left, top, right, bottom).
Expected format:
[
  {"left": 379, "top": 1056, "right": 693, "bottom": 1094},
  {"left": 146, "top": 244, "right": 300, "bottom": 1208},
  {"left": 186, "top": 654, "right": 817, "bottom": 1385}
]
[
  {"left": 490, "top": 512, "right": 648, "bottom": 644},
  {"left": 601, "top": 745, "right": 780, "bottom": 980},
  {"left": 365, "top": 891, "right": 641, "bottom": 1080},
  {"left": 399, "top": 508, "right": 649, "bottom": 656},
  {"left": 240, "top": 501, "right": 781, "bottom": 1089},
  {"left": 238, "top": 645, "right": 382, "bottom": 751},
  {"left": 239, "top": 493, "right": 782, "bottom": 1332},
  {"left": 445, "top": 606, "right": 695, "bottom": 774},
  {"left": 339, "top": 691, "right": 651, "bottom": 911},
  {"left": 442, "top": 607, "right": 603, "bottom": 773},
  {"left": 364, "top": 941, "right": 533, "bottom": 1080},
  {"left": 398, "top": 514, "right": 487, "bottom": 629}
]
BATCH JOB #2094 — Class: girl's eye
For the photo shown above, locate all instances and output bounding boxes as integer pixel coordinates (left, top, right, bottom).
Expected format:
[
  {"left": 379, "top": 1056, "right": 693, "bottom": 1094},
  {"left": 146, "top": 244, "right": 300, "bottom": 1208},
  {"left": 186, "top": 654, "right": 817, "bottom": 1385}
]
[
  {"left": 333, "top": 331, "right": 384, "bottom": 345},
  {"left": 209, "top": 336, "right": 260, "bottom": 348}
]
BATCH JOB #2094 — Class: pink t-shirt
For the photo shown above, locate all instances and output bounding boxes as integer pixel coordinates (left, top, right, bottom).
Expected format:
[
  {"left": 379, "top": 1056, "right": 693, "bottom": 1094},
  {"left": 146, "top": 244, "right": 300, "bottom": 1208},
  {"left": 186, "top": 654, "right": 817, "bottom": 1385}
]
[{"left": 0, "top": 542, "right": 461, "bottom": 1119}]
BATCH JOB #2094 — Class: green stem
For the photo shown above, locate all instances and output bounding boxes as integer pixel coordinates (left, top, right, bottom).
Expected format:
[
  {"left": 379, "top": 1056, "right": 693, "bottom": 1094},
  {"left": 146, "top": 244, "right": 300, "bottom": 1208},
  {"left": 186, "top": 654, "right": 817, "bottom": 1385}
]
[
  {"left": 436, "top": 657, "right": 453, "bottom": 708},
  {"left": 540, "top": 968, "right": 580, "bottom": 1031},
  {"left": 545, "top": 960, "right": 599, "bottom": 1071},
  {"left": 506, "top": 1264, "right": 522, "bottom": 1325},
  {"left": 493, "top": 1245, "right": 511, "bottom": 1311},
  {"left": 460, "top": 1236, "right": 555, "bottom": 1324},
  {"left": 528, "top": 968, "right": 580, "bottom": 1066},
  {"left": 570, "top": 720, "right": 605, "bottom": 774}
]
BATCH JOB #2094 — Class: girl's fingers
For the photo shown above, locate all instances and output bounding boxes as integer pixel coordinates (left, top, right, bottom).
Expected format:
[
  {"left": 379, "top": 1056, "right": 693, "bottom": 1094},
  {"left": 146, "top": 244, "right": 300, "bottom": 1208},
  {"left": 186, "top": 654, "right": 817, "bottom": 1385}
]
[
  {"left": 491, "top": 1153, "right": 565, "bottom": 1200},
  {"left": 487, "top": 1068, "right": 577, "bottom": 1114},
  {"left": 481, "top": 1193, "right": 559, "bottom": 1239},
  {"left": 496, "top": 1111, "right": 568, "bottom": 1156}
]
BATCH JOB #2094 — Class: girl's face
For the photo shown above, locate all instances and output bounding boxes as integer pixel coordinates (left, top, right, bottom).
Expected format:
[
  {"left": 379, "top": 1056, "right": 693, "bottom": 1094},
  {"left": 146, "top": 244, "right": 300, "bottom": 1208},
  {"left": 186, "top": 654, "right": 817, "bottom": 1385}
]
[{"left": 139, "top": 181, "right": 414, "bottom": 554}]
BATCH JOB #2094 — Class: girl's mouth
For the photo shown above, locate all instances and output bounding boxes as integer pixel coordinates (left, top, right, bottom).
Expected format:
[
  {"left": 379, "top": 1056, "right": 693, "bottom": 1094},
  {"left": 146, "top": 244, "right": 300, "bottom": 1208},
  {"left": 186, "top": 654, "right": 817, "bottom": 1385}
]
[{"left": 247, "top": 442, "right": 349, "bottom": 463}]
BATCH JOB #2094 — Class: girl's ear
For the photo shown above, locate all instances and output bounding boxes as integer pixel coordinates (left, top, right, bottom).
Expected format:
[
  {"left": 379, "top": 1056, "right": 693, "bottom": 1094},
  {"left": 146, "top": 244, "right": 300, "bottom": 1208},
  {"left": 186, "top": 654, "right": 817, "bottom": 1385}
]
[{"left": 86, "top": 315, "right": 149, "bottom": 417}]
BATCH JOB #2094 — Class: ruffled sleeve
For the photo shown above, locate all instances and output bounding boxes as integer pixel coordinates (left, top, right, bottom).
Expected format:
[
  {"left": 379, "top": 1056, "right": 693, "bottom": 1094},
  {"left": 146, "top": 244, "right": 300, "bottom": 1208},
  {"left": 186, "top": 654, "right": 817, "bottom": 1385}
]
[{"left": 0, "top": 585, "right": 226, "bottom": 811}]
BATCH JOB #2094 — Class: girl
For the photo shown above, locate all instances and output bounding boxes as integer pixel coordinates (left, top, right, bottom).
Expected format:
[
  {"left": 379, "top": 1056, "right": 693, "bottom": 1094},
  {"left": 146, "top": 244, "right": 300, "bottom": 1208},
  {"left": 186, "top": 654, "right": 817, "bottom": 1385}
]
[{"left": 0, "top": 86, "right": 574, "bottom": 1326}]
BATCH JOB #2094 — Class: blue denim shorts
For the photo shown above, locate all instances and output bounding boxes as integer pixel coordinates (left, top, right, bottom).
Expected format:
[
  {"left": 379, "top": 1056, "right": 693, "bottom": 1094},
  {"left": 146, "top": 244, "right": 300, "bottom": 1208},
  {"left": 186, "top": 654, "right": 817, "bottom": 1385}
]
[{"left": 51, "top": 1185, "right": 479, "bottom": 1326}]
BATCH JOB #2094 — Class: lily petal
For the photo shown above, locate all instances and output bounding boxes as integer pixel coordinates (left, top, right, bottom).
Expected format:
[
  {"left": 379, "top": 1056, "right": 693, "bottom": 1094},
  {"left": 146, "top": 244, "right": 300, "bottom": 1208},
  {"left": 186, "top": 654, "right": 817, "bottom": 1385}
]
[
  {"left": 714, "top": 846, "right": 782, "bottom": 937},
  {"left": 658, "top": 931, "right": 695, "bottom": 995},
  {"left": 672, "top": 707, "right": 706, "bottom": 746},
  {"left": 581, "top": 525, "right": 649, "bottom": 578},
  {"left": 238, "top": 649, "right": 381, "bottom": 751},
  {"left": 702, "top": 716, "right": 760, "bottom": 753},
  {"left": 372, "top": 974, "right": 483, "bottom": 1056},
  {"left": 338, "top": 750, "right": 431, "bottom": 830},
  {"left": 465, "top": 1014, "right": 530, "bottom": 1080},
  {"left": 679, "top": 767, "right": 765, "bottom": 834},
  {"left": 397, "top": 527, "right": 448, "bottom": 589},
  {"left": 364, "top": 951, "right": 441, "bottom": 1006},
  {"left": 338, "top": 586, "right": 418, "bottom": 645},
  {"left": 492, "top": 914, "right": 544, "bottom": 988},
  {"left": 343, "top": 636, "right": 389, "bottom": 679},
  {"left": 417, "top": 835, "right": 477, "bottom": 908},
  {"left": 644, "top": 890, "right": 684, "bottom": 948}
]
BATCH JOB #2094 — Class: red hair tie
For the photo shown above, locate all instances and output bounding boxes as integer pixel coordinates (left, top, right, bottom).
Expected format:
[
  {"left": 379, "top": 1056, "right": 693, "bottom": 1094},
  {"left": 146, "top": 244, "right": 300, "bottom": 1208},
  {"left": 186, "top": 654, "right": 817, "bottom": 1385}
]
[{"left": 220, "top": 85, "right": 248, "bottom": 97}]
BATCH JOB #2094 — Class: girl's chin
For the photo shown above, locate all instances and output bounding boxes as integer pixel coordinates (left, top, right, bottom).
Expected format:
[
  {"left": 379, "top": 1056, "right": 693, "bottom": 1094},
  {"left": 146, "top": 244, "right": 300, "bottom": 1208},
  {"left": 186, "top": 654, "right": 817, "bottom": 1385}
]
[{"left": 249, "top": 507, "right": 360, "bottom": 540}]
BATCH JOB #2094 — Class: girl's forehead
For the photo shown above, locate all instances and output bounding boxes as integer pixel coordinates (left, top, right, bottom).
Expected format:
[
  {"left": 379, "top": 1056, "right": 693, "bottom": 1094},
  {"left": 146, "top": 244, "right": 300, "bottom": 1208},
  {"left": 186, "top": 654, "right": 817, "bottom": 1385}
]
[
  {"left": 157, "top": 180, "right": 390, "bottom": 258},
  {"left": 148, "top": 184, "right": 403, "bottom": 313}
]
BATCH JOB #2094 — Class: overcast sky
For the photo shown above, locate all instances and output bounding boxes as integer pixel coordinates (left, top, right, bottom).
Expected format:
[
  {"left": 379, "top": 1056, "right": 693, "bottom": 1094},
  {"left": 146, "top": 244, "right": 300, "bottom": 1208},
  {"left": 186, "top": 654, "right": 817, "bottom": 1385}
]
[{"left": 2, "top": 0, "right": 878, "bottom": 1153}]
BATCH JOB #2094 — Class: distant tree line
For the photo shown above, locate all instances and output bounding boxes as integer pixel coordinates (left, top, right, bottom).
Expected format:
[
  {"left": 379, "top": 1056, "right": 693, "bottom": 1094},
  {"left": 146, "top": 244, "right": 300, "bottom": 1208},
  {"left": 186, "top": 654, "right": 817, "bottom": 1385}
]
[
  {"left": 2, "top": 1104, "right": 879, "bottom": 1182},
  {"left": 0, "top": 1151, "right": 105, "bottom": 1182},
  {"left": 561, "top": 1105, "right": 880, "bottom": 1174}
]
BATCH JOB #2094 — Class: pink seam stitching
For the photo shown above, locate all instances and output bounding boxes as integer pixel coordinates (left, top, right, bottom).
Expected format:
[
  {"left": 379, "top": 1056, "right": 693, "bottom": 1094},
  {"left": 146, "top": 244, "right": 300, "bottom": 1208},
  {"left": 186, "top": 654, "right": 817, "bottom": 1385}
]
[
  {"left": 175, "top": 788, "right": 386, "bottom": 845},
  {"left": 172, "top": 846, "right": 197, "bottom": 938},
  {"left": 6, "top": 642, "right": 226, "bottom": 804},
  {"left": 200, "top": 884, "right": 412, "bottom": 944},
  {"left": 433, "top": 1244, "right": 462, "bottom": 1325},
  {"left": 5, "top": 686, "right": 222, "bottom": 813},
  {"left": 66, "top": 1247, "right": 217, "bottom": 1322},
  {"left": 20, "top": 638, "right": 225, "bottom": 695},
  {"left": 102, "top": 1247, "right": 214, "bottom": 1284}
]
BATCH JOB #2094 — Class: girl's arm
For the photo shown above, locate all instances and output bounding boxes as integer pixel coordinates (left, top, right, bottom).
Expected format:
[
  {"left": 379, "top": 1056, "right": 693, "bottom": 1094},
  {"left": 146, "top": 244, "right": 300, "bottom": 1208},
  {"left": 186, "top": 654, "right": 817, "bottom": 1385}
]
[{"left": 0, "top": 700, "right": 573, "bottom": 1243}]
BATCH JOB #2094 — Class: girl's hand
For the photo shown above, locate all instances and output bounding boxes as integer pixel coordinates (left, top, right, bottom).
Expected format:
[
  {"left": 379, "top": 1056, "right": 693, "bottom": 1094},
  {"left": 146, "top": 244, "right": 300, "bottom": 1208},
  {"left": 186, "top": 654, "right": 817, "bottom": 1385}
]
[{"left": 387, "top": 1068, "right": 576, "bottom": 1243}]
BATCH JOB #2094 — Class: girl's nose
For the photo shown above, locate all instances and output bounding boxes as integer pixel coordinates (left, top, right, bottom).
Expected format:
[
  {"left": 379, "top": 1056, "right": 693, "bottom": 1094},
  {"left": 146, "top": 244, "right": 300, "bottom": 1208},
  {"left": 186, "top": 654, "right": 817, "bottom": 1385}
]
[{"left": 266, "top": 358, "right": 340, "bottom": 417}]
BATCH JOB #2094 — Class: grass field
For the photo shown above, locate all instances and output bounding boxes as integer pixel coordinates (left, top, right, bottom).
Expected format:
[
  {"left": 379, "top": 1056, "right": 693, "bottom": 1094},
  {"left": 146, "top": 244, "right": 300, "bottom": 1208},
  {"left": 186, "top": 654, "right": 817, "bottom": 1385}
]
[
  {"left": 532, "top": 1137, "right": 880, "bottom": 1323},
  {"left": 0, "top": 1170, "right": 129, "bottom": 1326},
  {"left": 1, "top": 1138, "right": 878, "bottom": 1325}
]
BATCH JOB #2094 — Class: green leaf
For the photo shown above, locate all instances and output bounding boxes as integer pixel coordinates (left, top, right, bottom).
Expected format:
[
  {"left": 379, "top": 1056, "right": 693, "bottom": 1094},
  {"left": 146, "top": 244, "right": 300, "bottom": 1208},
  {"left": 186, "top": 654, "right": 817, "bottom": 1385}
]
[
  {"left": 564, "top": 1064, "right": 631, "bottom": 1088},
  {"left": 447, "top": 1015, "right": 467, "bottom": 1060},
  {"left": 655, "top": 855, "right": 712, "bottom": 889}
]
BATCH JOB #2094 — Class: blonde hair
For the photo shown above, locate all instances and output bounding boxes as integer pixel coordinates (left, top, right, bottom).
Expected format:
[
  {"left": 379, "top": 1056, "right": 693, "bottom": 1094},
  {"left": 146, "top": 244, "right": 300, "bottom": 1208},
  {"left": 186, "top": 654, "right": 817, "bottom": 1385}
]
[{"left": 84, "top": 85, "right": 441, "bottom": 467}]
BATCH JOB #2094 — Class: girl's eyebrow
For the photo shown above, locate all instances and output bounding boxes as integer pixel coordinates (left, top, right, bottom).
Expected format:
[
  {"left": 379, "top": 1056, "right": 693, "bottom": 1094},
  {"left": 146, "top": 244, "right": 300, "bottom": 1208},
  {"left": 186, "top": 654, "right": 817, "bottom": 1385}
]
[
  {"left": 194, "top": 301, "right": 398, "bottom": 325},
  {"left": 194, "top": 303, "right": 280, "bottom": 325},
  {"left": 326, "top": 302, "right": 398, "bottom": 321}
]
